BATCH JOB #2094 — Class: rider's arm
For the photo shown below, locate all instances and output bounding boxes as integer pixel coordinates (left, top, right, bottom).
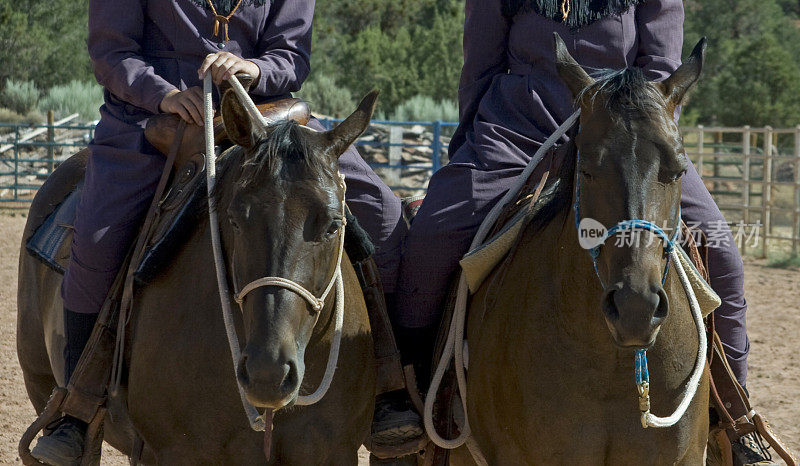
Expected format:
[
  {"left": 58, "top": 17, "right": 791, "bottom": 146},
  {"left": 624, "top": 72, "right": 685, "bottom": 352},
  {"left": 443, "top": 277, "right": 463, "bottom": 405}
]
[
  {"left": 87, "top": 0, "right": 177, "bottom": 115},
  {"left": 247, "top": 0, "right": 314, "bottom": 97},
  {"left": 634, "top": 0, "right": 684, "bottom": 81},
  {"left": 449, "top": 0, "right": 511, "bottom": 156}
]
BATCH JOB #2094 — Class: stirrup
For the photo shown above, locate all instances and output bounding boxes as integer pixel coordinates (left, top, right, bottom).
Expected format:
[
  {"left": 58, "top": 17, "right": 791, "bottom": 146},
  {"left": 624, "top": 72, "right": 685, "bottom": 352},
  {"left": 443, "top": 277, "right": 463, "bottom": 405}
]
[{"left": 19, "top": 388, "right": 106, "bottom": 466}]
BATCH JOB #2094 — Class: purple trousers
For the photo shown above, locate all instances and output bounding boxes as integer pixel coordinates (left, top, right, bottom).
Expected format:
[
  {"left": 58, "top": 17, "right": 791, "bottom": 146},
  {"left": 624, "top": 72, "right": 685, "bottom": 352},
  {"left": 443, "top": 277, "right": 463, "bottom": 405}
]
[
  {"left": 395, "top": 146, "right": 750, "bottom": 386},
  {"left": 62, "top": 112, "right": 406, "bottom": 316}
]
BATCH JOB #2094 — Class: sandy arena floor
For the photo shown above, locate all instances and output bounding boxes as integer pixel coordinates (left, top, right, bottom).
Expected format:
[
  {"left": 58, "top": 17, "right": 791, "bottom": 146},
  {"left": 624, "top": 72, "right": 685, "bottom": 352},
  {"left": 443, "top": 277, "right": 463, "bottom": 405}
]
[{"left": 1, "top": 212, "right": 797, "bottom": 464}]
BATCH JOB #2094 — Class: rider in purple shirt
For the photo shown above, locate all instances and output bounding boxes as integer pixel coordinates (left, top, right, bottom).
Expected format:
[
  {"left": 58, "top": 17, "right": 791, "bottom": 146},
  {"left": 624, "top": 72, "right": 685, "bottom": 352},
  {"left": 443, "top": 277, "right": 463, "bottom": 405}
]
[
  {"left": 32, "top": 1, "right": 409, "bottom": 463},
  {"left": 390, "top": 0, "right": 763, "bottom": 460}
]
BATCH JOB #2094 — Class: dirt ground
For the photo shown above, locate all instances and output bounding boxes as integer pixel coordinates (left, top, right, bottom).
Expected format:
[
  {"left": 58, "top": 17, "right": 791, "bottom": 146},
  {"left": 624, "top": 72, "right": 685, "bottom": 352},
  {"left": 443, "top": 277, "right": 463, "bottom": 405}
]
[{"left": 1, "top": 211, "right": 798, "bottom": 464}]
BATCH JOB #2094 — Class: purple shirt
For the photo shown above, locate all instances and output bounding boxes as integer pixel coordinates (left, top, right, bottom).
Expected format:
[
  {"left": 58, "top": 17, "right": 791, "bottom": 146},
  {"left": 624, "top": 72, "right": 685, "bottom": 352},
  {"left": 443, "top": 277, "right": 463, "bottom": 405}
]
[
  {"left": 88, "top": 0, "right": 314, "bottom": 118},
  {"left": 449, "top": 0, "right": 684, "bottom": 158}
]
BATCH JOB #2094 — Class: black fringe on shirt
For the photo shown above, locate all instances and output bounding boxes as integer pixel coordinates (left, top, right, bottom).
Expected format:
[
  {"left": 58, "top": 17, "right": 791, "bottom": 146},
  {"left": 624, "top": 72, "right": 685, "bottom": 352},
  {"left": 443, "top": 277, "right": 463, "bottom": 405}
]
[
  {"left": 502, "top": 0, "right": 644, "bottom": 28},
  {"left": 189, "top": 0, "right": 268, "bottom": 16}
]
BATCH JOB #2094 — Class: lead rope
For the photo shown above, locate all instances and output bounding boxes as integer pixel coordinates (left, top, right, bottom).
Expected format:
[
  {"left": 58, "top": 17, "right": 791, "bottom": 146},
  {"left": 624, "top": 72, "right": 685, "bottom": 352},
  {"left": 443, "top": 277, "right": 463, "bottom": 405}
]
[
  {"left": 638, "top": 247, "right": 707, "bottom": 428},
  {"left": 203, "top": 74, "right": 346, "bottom": 430},
  {"left": 204, "top": 74, "right": 265, "bottom": 431}
]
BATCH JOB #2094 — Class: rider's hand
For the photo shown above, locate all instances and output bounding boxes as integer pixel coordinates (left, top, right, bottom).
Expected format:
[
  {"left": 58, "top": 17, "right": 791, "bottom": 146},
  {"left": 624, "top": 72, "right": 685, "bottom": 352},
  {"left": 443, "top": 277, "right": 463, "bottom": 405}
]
[
  {"left": 198, "top": 52, "right": 261, "bottom": 85},
  {"left": 159, "top": 87, "right": 204, "bottom": 126}
]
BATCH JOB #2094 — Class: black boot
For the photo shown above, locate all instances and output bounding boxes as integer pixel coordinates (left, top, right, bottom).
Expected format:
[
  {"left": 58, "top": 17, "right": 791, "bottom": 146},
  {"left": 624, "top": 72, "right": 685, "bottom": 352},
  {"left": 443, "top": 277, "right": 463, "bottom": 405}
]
[
  {"left": 30, "top": 308, "right": 96, "bottom": 466},
  {"left": 368, "top": 323, "right": 437, "bottom": 459}
]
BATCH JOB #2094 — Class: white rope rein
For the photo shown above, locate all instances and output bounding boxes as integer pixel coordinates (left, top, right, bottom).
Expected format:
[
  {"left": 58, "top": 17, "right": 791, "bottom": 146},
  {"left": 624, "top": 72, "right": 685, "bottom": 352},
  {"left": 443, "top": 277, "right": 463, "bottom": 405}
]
[
  {"left": 643, "top": 248, "right": 707, "bottom": 428},
  {"left": 422, "top": 108, "right": 707, "bottom": 461},
  {"left": 203, "top": 74, "right": 345, "bottom": 429}
]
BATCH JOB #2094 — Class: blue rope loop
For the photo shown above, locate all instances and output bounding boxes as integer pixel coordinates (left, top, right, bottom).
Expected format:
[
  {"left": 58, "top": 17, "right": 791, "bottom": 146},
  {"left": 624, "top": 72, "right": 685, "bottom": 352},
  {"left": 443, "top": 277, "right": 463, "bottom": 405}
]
[{"left": 634, "top": 348, "right": 650, "bottom": 386}]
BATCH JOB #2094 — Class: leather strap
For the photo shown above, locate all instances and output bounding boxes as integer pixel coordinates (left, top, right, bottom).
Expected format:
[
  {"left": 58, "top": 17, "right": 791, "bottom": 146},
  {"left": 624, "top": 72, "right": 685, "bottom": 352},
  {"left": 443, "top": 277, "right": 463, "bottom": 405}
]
[{"left": 353, "top": 257, "right": 407, "bottom": 394}]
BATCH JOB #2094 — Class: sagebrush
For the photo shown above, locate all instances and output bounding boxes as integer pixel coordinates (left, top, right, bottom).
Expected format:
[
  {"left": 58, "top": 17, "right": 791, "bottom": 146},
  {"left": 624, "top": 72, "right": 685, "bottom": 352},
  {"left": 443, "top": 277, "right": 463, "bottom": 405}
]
[
  {"left": 1, "top": 79, "right": 41, "bottom": 114},
  {"left": 390, "top": 95, "right": 457, "bottom": 122},
  {"left": 38, "top": 81, "right": 103, "bottom": 122}
]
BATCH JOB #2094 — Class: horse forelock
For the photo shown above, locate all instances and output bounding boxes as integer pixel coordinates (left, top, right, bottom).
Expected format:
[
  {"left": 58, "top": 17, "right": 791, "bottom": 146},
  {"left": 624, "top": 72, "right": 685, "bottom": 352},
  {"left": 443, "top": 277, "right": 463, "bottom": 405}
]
[
  {"left": 211, "top": 121, "right": 337, "bottom": 205},
  {"left": 241, "top": 121, "right": 335, "bottom": 187},
  {"left": 577, "top": 68, "right": 669, "bottom": 119}
]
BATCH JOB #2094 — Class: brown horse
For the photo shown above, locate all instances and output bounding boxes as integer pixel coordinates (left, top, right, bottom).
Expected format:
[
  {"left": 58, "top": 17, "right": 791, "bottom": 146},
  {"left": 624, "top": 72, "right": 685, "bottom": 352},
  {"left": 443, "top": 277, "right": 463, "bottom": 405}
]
[
  {"left": 451, "top": 37, "right": 710, "bottom": 464},
  {"left": 17, "top": 91, "right": 380, "bottom": 463}
]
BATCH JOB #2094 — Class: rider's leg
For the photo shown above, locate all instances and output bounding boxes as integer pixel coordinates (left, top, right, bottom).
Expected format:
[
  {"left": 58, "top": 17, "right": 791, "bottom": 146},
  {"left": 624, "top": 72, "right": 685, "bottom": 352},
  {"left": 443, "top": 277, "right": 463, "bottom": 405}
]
[
  {"left": 308, "top": 119, "right": 407, "bottom": 294},
  {"left": 32, "top": 115, "right": 163, "bottom": 465},
  {"left": 680, "top": 163, "right": 749, "bottom": 386},
  {"left": 305, "top": 119, "right": 423, "bottom": 453},
  {"left": 394, "top": 138, "right": 538, "bottom": 381}
]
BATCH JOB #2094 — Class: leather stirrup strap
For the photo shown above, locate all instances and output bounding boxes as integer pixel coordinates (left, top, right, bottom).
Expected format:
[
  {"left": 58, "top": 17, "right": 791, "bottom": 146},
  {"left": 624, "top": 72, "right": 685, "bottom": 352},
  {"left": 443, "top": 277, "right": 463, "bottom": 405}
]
[{"left": 110, "top": 120, "right": 187, "bottom": 395}]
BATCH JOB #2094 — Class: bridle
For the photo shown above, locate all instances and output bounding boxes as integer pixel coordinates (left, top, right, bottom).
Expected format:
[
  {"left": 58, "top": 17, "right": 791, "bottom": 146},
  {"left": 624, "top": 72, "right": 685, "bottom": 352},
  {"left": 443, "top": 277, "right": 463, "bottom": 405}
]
[
  {"left": 570, "top": 125, "right": 704, "bottom": 429},
  {"left": 203, "top": 74, "right": 346, "bottom": 433}
]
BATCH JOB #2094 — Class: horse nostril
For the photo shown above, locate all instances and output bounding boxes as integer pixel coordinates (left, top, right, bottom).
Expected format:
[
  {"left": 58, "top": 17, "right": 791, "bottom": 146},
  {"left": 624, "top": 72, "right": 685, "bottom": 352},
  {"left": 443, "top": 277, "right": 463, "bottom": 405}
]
[
  {"left": 281, "top": 360, "right": 299, "bottom": 393},
  {"left": 602, "top": 289, "right": 620, "bottom": 321},
  {"left": 653, "top": 288, "right": 669, "bottom": 322},
  {"left": 237, "top": 354, "right": 250, "bottom": 386}
]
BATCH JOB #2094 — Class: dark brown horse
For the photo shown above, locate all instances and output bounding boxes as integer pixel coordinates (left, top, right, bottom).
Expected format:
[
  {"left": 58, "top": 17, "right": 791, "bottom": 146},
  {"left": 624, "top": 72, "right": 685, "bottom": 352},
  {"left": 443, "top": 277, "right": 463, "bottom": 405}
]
[
  {"left": 18, "top": 91, "right": 380, "bottom": 463},
  {"left": 451, "top": 37, "right": 710, "bottom": 464}
]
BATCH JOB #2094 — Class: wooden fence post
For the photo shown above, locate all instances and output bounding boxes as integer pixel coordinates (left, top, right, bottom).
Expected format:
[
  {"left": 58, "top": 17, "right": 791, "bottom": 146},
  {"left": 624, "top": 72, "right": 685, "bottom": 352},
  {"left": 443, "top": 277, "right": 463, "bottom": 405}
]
[
  {"left": 741, "top": 126, "right": 751, "bottom": 255},
  {"left": 793, "top": 125, "right": 800, "bottom": 257},
  {"left": 388, "top": 126, "right": 402, "bottom": 186},
  {"left": 697, "top": 125, "right": 704, "bottom": 177},
  {"left": 761, "top": 126, "right": 773, "bottom": 258},
  {"left": 47, "top": 110, "right": 55, "bottom": 174}
]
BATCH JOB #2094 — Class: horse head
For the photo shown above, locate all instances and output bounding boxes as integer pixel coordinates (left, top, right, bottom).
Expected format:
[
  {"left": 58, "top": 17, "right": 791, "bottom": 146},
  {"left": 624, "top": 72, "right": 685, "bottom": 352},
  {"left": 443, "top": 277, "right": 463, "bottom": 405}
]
[
  {"left": 554, "top": 34, "right": 706, "bottom": 348},
  {"left": 215, "top": 89, "right": 378, "bottom": 409}
]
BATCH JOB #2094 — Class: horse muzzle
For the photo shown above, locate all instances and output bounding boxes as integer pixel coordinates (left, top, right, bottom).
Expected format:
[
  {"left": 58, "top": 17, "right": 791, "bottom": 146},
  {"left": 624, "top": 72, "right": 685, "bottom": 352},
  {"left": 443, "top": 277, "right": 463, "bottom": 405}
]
[
  {"left": 236, "top": 345, "right": 304, "bottom": 409},
  {"left": 601, "top": 283, "right": 669, "bottom": 348}
]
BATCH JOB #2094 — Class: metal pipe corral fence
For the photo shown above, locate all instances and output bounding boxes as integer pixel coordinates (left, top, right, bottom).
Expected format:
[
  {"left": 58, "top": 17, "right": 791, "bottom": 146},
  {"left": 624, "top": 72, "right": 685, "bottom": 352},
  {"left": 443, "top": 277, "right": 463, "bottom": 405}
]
[{"left": 2, "top": 119, "right": 799, "bottom": 257}]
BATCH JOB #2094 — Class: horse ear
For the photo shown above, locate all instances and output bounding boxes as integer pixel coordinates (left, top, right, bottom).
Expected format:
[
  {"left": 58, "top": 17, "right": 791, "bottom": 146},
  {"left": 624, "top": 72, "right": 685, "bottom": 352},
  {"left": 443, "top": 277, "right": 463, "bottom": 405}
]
[
  {"left": 325, "top": 90, "right": 379, "bottom": 158},
  {"left": 220, "top": 89, "right": 255, "bottom": 148},
  {"left": 658, "top": 37, "right": 707, "bottom": 108},
  {"left": 554, "top": 33, "right": 594, "bottom": 98}
]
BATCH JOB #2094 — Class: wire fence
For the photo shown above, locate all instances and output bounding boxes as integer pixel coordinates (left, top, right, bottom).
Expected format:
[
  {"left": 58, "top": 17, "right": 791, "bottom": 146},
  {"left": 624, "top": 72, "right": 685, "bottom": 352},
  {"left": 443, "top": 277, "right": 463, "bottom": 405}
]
[{"left": 1, "top": 119, "right": 799, "bottom": 257}]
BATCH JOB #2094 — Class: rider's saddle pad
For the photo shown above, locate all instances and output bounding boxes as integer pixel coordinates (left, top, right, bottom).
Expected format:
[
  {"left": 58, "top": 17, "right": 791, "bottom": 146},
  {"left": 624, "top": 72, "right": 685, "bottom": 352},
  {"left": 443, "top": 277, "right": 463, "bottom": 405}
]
[{"left": 26, "top": 97, "right": 311, "bottom": 284}]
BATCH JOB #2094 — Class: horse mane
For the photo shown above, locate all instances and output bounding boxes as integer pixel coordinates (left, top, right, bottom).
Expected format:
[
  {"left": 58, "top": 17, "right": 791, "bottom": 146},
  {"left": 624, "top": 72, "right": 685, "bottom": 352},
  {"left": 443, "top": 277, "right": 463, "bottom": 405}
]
[{"left": 527, "top": 139, "right": 577, "bottom": 235}]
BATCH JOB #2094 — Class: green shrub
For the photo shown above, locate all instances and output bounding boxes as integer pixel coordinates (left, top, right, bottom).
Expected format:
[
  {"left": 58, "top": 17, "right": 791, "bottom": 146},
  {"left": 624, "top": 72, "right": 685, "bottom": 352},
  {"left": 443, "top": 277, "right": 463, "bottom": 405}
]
[
  {"left": 296, "top": 75, "right": 355, "bottom": 118},
  {"left": 0, "top": 107, "right": 44, "bottom": 125},
  {"left": 38, "top": 81, "right": 103, "bottom": 122},
  {"left": 767, "top": 254, "right": 800, "bottom": 269},
  {"left": 1, "top": 79, "right": 41, "bottom": 114},
  {"left": 390, "top": 95, "right": 457, "bottom": 122}
]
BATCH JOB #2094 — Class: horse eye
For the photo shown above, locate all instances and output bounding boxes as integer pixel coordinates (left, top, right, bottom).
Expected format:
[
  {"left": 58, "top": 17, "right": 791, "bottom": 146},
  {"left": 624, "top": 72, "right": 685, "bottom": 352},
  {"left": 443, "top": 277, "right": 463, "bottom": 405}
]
[
  {"left": 229, "top": 216, "right": 241, "bottom": 232},
  {"left": 580, "top": 170, "right": 594, "bottom": 181},
  {"left": 671, "top": 168, "right": 688, "bottom": 183},
  {"left": 325, "top": 220, "right": 342, "bottom": 239}
]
